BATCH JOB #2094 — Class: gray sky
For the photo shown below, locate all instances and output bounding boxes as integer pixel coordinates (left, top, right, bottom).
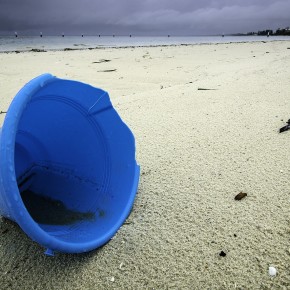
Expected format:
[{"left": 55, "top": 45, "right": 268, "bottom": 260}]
[{"left": 0, "top": 0, "right": 289, "bottom": 35}]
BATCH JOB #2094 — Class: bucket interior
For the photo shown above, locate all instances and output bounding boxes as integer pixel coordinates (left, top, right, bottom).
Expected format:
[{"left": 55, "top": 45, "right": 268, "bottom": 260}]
[{"left": 13, "top": 95, "right": 132, "bottom": 244}]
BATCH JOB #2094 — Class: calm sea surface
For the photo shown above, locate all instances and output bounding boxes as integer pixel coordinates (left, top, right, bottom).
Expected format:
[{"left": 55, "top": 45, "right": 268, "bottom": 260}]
[{"left": 0, "top": 35, "right": 290, "bottom": 52}]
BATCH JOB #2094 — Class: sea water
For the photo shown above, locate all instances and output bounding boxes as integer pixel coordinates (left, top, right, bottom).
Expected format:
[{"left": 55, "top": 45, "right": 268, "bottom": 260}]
[{"left": 0, "top": 35, "right": 290, "bottom": 52}]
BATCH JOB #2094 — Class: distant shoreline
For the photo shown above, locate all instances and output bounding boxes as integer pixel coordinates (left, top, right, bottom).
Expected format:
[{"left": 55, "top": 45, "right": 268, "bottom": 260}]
[{"left": 1, "top": 38, "right": 290, "bottom": 54}]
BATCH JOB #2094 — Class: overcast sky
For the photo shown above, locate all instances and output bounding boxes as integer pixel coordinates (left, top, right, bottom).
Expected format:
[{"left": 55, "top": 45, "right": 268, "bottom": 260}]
[{"left": 0, "top": 0, "right": 289, "bottom": 36}]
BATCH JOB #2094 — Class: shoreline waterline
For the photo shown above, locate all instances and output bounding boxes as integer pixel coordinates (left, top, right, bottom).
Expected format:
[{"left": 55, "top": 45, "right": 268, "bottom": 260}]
[{"left": 1, "top": 35, "right": 290, "bottom": 53}]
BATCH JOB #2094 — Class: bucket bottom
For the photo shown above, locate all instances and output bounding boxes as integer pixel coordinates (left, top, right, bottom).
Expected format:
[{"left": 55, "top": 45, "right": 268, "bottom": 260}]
[
  {"left": 21, "top": 190, "right": 96, "bottom": 226},
  {"left": 16, "top": 164, "right": 114, "bottom": 244}
]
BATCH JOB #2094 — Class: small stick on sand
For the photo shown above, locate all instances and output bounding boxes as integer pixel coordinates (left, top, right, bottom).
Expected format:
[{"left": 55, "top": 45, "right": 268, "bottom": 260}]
[
  {"left": 198, "top": 87, "right": 217, "bottom": 91},
  {"left": 98, "top": 69, "right": 117, "bottom": 72}
]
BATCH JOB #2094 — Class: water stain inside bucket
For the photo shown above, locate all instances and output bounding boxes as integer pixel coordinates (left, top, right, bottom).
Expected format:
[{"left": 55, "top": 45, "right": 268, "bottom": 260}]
[{"left": 20, "top": 190, "right": 96, "bottom": 225}]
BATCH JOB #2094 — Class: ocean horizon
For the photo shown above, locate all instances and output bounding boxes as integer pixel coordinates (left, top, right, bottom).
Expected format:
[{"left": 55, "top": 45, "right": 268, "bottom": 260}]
[{"left": 1, "top": 35, "right": 290, "bottom": 52}]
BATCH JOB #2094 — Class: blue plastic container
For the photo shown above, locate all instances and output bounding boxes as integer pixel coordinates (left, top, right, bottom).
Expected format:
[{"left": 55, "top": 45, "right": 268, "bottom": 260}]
[{"left": 0, "top": 74, "right": 140, "bottom": 254}]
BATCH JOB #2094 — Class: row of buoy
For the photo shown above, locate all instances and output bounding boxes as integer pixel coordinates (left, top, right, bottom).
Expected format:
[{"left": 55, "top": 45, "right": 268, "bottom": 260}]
[
  {"left": 14, "top": 32, "right": 134, "bottom": 38},
  {"left": 14, "top": 32, "right": 227, "bottom": 38}
]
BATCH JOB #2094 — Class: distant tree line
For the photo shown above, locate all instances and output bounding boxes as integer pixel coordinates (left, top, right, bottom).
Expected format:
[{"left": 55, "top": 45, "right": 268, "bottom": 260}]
[
  {"left": 246, "top": 27, "right": 290, "bottom": 36},
  {"left": 257, "top": 29, "right": 273, "bottom": 36},
  {"left": 275, "top": 28, "right": 290, "bottom": 35}
]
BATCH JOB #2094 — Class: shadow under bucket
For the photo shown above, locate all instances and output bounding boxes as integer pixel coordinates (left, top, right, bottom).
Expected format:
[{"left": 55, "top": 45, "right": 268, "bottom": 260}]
[{"left": 0, "top": 74, "right": 140, "bottom": 254}]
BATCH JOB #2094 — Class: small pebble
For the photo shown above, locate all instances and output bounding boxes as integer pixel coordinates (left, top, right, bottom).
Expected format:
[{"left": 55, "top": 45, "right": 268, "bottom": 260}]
[
  {"left": 110, "top": 277, "right": 115, "bottom": 282},
  {"left": 219, "top": 251, "right": 226, "bottom": 257},
  {"left": 280, "top": 170, "right": 283, "bottom": 173},
  {"left": 269, "top": 266, "right": 277, "bottom": 277},
  {"left": 234, "top": 192, "right": 247, "bottom": 200}
]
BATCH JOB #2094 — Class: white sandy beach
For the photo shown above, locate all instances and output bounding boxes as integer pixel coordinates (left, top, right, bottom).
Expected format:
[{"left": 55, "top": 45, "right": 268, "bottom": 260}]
[{"left": 0, "top": 41, "right": 290, "bottom": 289}]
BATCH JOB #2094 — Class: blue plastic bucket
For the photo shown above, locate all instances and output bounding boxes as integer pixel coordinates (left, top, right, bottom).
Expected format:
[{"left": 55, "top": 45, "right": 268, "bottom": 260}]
[{"left": 0, "top": 74, "right": 140, "bottom": 254}]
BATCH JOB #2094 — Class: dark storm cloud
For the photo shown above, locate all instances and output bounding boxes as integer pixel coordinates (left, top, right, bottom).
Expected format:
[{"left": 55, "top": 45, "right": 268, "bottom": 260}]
[{"left": 0, "top": 0, "right": 289, "bottom": 35}]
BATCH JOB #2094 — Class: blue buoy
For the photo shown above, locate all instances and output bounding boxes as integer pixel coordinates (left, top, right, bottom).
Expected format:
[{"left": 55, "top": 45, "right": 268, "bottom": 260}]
[{"left": 0, "top": 74, "right": 140, "bottom": 254}]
